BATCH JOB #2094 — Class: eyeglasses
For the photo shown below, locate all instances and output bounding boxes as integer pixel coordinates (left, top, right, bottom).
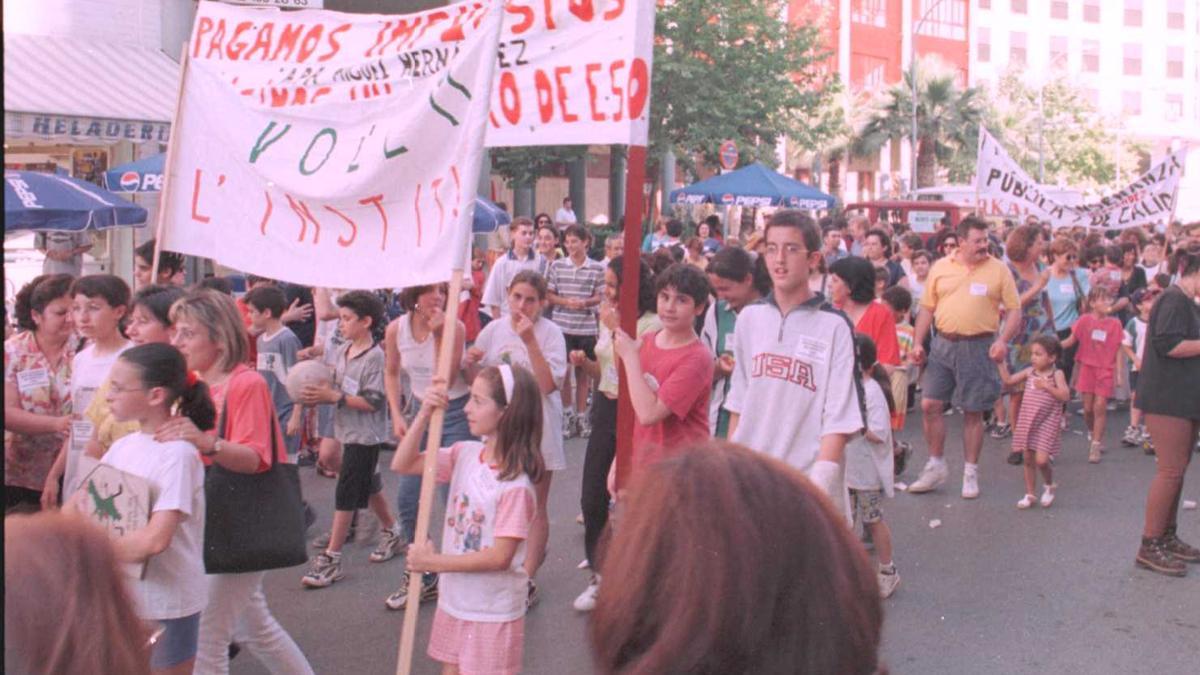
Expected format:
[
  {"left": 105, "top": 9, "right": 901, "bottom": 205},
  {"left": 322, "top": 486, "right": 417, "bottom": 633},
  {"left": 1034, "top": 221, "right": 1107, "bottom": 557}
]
[{"left": 764, "top": 243, "right": 809, "bottom": 257}]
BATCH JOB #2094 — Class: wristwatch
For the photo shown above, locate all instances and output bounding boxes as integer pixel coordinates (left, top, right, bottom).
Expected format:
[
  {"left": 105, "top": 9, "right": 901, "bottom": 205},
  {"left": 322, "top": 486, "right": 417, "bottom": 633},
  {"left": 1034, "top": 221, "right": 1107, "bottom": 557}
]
[
  {"left": 337, "top": 391, "right": 348, "bottom": 407},
  {"left": 202, "top": 439, "right": 223, "bottom": 457}
]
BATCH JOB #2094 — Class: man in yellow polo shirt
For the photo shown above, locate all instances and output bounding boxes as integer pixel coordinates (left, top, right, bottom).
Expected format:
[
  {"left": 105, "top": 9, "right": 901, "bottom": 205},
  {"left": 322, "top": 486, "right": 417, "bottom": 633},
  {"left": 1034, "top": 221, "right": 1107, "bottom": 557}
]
[{"left": 908, "top": 217, "right": 1020, "bottom": 499}]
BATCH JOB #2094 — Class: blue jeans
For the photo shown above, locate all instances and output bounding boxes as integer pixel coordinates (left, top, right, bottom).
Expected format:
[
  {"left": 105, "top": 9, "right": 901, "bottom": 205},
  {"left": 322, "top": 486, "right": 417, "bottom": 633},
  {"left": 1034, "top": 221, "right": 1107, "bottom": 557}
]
[{"left": 396, "top": 394, "right": 475, "bottom": 543}]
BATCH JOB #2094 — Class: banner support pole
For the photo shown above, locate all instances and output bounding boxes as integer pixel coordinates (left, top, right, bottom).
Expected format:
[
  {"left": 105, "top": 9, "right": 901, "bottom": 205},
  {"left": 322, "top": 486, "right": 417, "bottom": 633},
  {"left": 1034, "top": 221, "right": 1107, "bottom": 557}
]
[
  {"left": 151, "top": 45, "right": 190, "bottom": 284},
  {"left": 614, "top": 145, "right": 647, "bottom": 494},
  {"left": 396, "top": 267, "right": 464, "bottom": 675}
]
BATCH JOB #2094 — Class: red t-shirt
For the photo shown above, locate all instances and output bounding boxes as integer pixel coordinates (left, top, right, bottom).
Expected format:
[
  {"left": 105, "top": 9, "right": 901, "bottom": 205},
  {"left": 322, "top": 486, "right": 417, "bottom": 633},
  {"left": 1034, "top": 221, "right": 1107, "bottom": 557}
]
[
  {"left": 236, "top": 297, "right": 258, "bottom": 365},
  {"left": 205, "top": 364, "right": 287, "bottom": 472},
  {"left": 855, "top": 301, "right": 901, "bottom": 367},
  {"left": 631, "top": 332, "right": 714, "bottom": 476},
  {"left": 1072, "top": 313, "right": 1123, "bottom": 370}
]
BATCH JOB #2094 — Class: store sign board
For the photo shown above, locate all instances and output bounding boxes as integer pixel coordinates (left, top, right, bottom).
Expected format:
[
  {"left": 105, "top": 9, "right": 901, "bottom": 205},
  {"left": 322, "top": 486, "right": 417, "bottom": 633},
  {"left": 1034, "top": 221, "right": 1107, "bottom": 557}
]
[{"left": 5, "top": 112, "right": 170, "bottom": 144}]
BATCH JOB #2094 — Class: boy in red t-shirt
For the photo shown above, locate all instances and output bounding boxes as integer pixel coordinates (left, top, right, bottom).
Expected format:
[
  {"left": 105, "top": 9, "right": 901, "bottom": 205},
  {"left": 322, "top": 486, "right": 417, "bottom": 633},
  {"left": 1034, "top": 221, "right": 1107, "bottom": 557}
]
[
  {"left": 614, "top": 263, "right": 715, "bottom": 479},
  {"left": 1062, "top": 286, "right": 1124, "bottom": 463}
]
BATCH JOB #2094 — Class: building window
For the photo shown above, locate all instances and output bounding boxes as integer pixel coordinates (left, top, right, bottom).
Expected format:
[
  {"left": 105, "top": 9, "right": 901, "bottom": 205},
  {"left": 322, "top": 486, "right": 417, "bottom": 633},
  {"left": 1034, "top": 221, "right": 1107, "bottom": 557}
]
[
  {"left": 1165, "top": 94, "right": 1183, "bottom": 121},
  {"left": 1010, "top": 31, "right": 1027, "bottom": 67},
  {"left": 916, "top": 0, "right": 967, "bottom": 41},
  {"left": 1123, "top": 91, "right": 1141, "bottom": 116},
  {"left": 1125, "top": 0, "right": 1143, "bottom": 27},
  {"left": 1049, "top": 36, "right": 1069, "bottom": 68},
  {"left": 1084, "top": 0, "right": 1101, "bottom": 23},
  {"left": 852, "top": 53, "right": 889, "bottom": 90},
  {"left": 1167, "top": 0, "right": 1185, "bottom": 29},
  {"left": 977, "top": 27, "right": 991, "bottom": 63},
  {"left": 1051, "top": 0, "right": 1069, "bottom": 20},
  {"left": 851, "top": 0, "right": 887, "bottom": 28},
  {"left": 1011, "top": 0, "right": 1027, "bottom": 14},
  {"left": 1124, "top": 43, "right": 1142, "bottom": 76},
  {"left": 1082, "top": 40, "right": 1100, "bottom": 73},
  {"left": 1167, "top": 46, "right": 1184, "bottom": 78}
]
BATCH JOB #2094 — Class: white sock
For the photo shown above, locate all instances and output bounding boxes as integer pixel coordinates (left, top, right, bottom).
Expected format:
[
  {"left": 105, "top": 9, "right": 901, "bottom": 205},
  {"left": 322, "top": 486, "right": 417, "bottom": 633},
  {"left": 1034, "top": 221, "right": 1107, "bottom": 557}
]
[
  {"left": 879, "top": 562, "right": 896, "bottom": 574},
  {"left": 964, "top": 462, "right": 979, "bottom": 475},
  {"left": 929, "top": 456, "right": 947, "bottom": 469}
]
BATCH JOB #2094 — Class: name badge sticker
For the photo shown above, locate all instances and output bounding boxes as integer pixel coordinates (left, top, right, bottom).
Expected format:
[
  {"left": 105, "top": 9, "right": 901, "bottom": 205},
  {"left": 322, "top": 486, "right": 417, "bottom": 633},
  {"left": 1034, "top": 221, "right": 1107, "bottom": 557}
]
[
  {"left": 1059, "top": 283, "right": 1074, "bottom": 294},
  {"left": 343, "top": 377, "right": 360, "bottom": 397},
  {"left": 1091, "top": 329, "right": 1108, "bottom": 342},
  {"left": 969, "top": 283, "right": 988, "bottom": 297},
  {"left": 70, "top": 420, "right": 94, "bottom": 453},
  {"left": 795, "top": 336, "right": 830, "bottom": 365},
  {"left": 17, "top": 368, "right": 50, "bottom": 393},
  {"left": 724, "top": 333, "right": 737, "bottom": 355}
]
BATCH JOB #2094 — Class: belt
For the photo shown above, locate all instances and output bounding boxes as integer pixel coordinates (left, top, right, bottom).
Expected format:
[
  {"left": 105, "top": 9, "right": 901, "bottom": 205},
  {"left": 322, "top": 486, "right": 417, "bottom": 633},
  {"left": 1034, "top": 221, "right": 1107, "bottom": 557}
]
[{"left": 937, "top": 331, "right": 995, "bottom": 342}]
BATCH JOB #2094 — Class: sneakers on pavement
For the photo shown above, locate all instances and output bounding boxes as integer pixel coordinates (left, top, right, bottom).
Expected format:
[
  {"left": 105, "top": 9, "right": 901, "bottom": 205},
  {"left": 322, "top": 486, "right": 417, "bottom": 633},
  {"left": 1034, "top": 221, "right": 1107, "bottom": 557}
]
[
  {"left": 369, "top": 525, "right": 405, "bottom": 563},
  {"left": 1040, "top": 484, "right": 1057, "bottom": 508},
  {"left": 563, "top": 411, "right": 577, "bottom": 439},
  {"left": 384, "top": 571, "right": 439, "bottom": 610},
  {"left": 526, "top": 579, "right": 540, "bottom": 610},
  {"left": 301, "top": 553, "right": 344, "bottom": 588},
  {"left": 1017, "top": 494, "right": 1037, "bottom": 509},
  {"left": 878, "top": 568, "right": 900, "bottom": 598},
  {"left": 907, "top": 460, "right": 948, "bottom": 494},
  {"left": 1122, "top": 425, "right": 1141, "bottom": 447},
  {"left": 1006, "top": 451, "right": 1024, "bottom": 466},
  {"left": 573, "top": 575, "right": 600, "bottom": 612},
  {"left": 893, "top": 441, "right": 912, "bottom": 477},
  {"left": 989, "top": 422, "right": 1012, "bottom": 439},
  {"left": 577, "top": 414, "right": 592, "bottom": 439},
  {"left": 961, "top": 468, "right": 980, "bottom": 499},
  {"left": 1088, "top": 442, "right": 1103, "bottom": 464}
]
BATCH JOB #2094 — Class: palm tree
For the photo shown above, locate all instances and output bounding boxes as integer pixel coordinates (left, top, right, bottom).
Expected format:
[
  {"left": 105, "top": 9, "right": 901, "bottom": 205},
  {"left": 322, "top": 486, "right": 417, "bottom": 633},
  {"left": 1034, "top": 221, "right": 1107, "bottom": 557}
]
[{"left": 852, "top": 64, "right": 986, "bottom": 189}]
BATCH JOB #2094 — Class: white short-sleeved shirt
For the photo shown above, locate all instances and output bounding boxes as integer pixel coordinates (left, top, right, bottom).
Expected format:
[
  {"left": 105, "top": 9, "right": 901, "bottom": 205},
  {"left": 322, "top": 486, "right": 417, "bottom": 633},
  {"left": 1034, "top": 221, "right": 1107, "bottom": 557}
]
[
  {"left": 480, "top": 250, "right": 546, "bottom": 317},
  {"left": 64, "top": 341, "right": 131, "bottom": 496},
  {"left": 102, "top": 432, "right": 207, "bottom": 620},
  {"left": 436, "top": 441, "right": 536, "bottom": 622},
  {"left": 1123, "top": 316, "right": 1149, "bottom": 370},
  {"left": 845, "top": 378, "right": 895, "bottom": 497},
  {"left": 396, "top": 314, "right": 470, "bottom": 401},
  {"left": 473, "top": 315, "right": 567, "bottom": 471},
  {"left": 726, "top": 294, "right": 864, "bottom": 516}
]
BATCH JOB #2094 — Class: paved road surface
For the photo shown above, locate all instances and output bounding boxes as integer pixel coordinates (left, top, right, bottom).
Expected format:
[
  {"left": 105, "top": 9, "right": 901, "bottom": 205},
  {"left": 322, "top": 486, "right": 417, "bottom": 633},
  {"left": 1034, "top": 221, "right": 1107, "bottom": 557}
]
[{"left": 233, "top": 406, "right": 1199, "bottom": 674}]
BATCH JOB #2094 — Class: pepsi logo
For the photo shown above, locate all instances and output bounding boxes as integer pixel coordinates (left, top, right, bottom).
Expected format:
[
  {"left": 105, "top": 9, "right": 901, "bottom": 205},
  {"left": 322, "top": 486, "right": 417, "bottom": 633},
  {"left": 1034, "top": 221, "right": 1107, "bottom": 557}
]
[
  {"left": 721, "top": 193, "right": 734, "bottom": 204},
  {"left": 119, "top": 171, "right": 140, "bottom": 191}
]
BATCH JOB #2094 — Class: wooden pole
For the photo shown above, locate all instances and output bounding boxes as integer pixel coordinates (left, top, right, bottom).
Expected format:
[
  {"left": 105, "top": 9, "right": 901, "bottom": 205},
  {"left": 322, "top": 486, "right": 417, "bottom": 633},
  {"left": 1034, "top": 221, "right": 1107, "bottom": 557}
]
[
  {"left": 396, "top": 268, "right": 463, "bottom": 675},
  {"left": 150, "top": 45, "right": 190, "bottom": 284},
  {"left": 614, "top": 145, "right": 647, "bottom": 492}
]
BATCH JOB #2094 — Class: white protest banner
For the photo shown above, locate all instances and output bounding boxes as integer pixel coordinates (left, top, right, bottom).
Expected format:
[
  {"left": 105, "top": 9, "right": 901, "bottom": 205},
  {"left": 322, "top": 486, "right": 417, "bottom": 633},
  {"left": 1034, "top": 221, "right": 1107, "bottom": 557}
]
[
  {"left": 484, "top": 0, "right": 655, "bottom": 147},
  {"left": 161, "top": 0, "right": 503, "bottom": 289},
  {"left": 977, "top": 127, "right": 1188, "bottom": 230},
  {"left": 1071, "top": 150, "right": 1186, "bottom": 230},
  {"left": 976, "top": 127, "right": 1077, "bottom": 228}
]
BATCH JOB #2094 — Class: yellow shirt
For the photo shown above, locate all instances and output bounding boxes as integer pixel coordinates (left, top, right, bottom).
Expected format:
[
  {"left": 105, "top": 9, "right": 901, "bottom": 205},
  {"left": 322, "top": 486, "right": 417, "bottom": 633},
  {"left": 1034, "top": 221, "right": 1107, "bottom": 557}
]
[
  {"left": 921, "top": 256, "right": 1020, "bottom": 335},
  {"left": 84, "top": 377, "right": 141, "bottom": 452}
]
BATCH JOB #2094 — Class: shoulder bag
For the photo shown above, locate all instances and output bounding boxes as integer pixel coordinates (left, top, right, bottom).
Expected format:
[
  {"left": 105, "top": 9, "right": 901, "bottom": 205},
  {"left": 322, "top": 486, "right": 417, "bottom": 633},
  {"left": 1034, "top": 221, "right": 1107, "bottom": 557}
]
[{"left": 203, "top": 382, "right": 308, "bottom": 574}]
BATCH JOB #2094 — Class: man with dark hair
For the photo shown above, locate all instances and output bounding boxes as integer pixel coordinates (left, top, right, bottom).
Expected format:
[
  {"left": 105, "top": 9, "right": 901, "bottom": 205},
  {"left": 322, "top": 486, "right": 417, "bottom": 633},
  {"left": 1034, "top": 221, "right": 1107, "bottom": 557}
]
[
  {"left": 864, "top": 228, "right": 904, "bottom": 288},
  {"left": 908, "top": 216, "right": 1021, "bottom": 499},
  {"left": 548, "top": 223, "right": 605, "bottom": 437},
  {"left": 725, "top": 210, "right": 863, "bottom": 518},
  {"left": 133, "top": 239, "right": 184, "bottom": 288},
  {"left": 555, "top": 196, "right": 578, "bottom": 225}
]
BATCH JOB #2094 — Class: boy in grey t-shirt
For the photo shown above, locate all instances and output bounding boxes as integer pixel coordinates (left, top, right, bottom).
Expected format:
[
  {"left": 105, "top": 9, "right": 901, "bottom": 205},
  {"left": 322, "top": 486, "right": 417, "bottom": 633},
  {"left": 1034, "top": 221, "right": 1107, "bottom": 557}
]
[{"left": 245, "top": 285, "right": 303, "bottom": 457}]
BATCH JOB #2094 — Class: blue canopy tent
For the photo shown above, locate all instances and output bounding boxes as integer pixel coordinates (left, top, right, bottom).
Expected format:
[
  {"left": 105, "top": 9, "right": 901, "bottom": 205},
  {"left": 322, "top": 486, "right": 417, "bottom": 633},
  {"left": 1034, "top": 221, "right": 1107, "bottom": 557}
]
[
  {"left": 5, "top": 170, "right": 148, "bottom": 233},
  {"left": 669, "top": 162, "right": 837, "bottom": 210},
  {"left": 105, "top": 153, "right": 506, "bottom": 233}
]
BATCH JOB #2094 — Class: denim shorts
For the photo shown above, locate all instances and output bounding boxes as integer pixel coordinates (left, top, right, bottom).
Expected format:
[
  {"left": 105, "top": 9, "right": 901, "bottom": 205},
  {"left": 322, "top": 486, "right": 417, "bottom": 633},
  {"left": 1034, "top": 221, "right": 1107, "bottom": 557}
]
[
  {"left": 149, "top": 612, "right": 201, "bottom": 669},
  {"left": 921, "top": 335, "right": 1001, "bottom": 412}
]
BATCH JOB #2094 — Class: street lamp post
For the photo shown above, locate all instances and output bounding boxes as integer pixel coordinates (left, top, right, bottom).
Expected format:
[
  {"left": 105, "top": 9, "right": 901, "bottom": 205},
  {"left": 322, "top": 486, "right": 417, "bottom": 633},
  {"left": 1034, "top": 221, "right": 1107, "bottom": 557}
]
[{"left": 910, "top": 0, "right": 950, "bottom": 193}]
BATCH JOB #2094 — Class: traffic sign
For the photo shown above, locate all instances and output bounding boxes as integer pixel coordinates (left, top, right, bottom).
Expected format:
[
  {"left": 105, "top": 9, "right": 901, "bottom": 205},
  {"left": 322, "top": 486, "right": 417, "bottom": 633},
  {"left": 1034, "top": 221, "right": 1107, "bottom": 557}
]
[{"left": 719, "top": 140, "right": 738, "bottom": 171}]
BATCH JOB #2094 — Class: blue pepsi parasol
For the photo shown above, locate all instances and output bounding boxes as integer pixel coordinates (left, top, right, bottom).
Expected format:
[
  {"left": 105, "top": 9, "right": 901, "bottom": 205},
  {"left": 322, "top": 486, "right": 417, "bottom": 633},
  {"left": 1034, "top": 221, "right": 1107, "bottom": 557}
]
[
  {"left": 472, "top": 195, "right": 511, "bottom": 233},
  {"left": 104, "top": 153, "right": 165, "bottom": 193},
  {"left": 5, "top": 170, "right": 148, "bottom": 233},
  {"left": 669, "top": 162, "right": 837, "bottom": 209}
]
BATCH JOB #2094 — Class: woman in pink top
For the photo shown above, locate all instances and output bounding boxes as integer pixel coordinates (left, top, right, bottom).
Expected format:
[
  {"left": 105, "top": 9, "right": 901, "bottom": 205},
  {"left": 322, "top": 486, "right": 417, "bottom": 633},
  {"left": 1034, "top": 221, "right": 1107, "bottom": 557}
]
[{"left": 159, "top": 289, "right": 313, "bottom": 675}]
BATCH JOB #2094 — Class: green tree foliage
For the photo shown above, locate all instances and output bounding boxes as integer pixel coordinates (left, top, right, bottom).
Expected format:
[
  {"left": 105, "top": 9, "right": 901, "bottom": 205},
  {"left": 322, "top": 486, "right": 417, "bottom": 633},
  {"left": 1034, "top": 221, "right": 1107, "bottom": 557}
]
[
  {"left": 983, "top": 72, "right": 1145, "bottom": 190},
  {"left": 852, "top": 61, "right": 986, "bottom": 189},
  {"left": 489, "top": 145, "right": 588, "bottom": 190},
  {"left": 651, "top": 0, "right": 843, "bottom": 176}
]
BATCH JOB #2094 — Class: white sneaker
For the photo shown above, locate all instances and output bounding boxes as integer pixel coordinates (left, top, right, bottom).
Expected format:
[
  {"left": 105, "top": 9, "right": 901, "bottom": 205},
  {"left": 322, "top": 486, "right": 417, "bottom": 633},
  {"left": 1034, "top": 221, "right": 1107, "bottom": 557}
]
[
  {"left": 1017, "top": 494, "right": 1036, "bottom": 509},
  {"left": 573, "top": 575, "right": 600, "bottom": 612},
  {"left": 1040, "top": 484, "right": 1057, "bottom": 508},
  {"left": 878, "top": 569, "right": 900, "bottom": 598},
  {"left": 961, "top": 469, "right": 980, "bottom": 499},
  {"left": 906, "top": 460, "right": 948, "bottom": 494}
]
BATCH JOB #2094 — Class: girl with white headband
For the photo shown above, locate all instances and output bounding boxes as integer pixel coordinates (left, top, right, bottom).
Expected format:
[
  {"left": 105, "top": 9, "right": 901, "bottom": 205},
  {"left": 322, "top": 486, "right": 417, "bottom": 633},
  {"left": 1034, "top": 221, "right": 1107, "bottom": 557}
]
[{"left": 392, "top": 364, "right": 545, "bottom": 675}]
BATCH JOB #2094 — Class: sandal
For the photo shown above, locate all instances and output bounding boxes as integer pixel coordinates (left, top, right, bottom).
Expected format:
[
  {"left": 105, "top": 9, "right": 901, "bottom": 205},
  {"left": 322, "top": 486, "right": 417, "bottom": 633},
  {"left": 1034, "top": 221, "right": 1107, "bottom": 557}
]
[{"left": 1017, "top": 494, "right": 1036, "bottom": 510}]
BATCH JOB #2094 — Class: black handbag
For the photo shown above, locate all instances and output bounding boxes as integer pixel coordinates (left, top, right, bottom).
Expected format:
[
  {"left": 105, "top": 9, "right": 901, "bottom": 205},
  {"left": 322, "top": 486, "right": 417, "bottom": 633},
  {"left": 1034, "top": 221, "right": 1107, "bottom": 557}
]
[{"left": 203, "top": 390, "right": 308, "bottom": 574}]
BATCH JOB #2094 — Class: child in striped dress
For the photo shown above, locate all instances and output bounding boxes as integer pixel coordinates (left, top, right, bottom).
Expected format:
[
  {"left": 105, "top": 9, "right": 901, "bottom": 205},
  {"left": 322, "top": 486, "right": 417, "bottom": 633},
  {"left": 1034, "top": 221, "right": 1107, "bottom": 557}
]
[{"left": 999, "top": 335, "right": 1071, "bottom": 509}]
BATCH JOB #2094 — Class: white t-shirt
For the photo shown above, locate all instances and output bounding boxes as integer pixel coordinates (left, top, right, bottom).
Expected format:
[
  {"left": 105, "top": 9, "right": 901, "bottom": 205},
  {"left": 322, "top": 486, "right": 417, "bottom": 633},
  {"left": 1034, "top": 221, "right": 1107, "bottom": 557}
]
[
  {"left": 102, "top": 432, "right": 207, "bottom": 620},
  {"left": 436, "top": 441, "right": 536, "bottom": 622},
  {"left": 473, "top": 315, "right": 567, "bottom": 471},
  {"left": 554, "top": 207, "right": 578, "bottom": 225},
  {"left": 1122, "top": 316, "right": 1149, "bottom": 370},
  {"left": 480, "top": 251, "right": 546, "bottom": 317},
  {"left": 64, "top": 341, "right": 132, "bottom": 496},
  {"left": 396, "top": 314, "right": 470, "bottom": 401},
  {"left": 726, "top": 295, "right": 864, "bottom": 519},
  {"left": 845, "top": 378, "right": 895, "bottom": 497}
]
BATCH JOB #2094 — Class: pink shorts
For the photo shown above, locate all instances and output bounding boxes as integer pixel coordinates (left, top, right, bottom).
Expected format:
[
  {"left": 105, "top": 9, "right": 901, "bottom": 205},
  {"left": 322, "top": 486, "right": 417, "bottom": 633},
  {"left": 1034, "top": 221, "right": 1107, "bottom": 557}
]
[
  {"left": 428, "top": 608, "right": 524, "bottom": 675},
  {"left": 1075, "top": 364, "right": 1114, "bottom": 398}
]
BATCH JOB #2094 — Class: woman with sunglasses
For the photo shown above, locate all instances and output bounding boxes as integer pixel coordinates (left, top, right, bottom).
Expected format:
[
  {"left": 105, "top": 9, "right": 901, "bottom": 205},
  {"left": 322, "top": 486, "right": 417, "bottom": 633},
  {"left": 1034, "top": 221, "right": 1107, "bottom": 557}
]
[{"left": 1045, "top": 239, "right": 1090, "bottom": 386}]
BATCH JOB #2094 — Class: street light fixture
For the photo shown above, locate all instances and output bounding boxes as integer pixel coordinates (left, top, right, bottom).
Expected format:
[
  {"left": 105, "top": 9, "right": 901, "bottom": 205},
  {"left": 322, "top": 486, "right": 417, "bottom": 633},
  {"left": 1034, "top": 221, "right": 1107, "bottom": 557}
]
[{"left": 910, "top": 0, "right": 952, "bottom": 193}]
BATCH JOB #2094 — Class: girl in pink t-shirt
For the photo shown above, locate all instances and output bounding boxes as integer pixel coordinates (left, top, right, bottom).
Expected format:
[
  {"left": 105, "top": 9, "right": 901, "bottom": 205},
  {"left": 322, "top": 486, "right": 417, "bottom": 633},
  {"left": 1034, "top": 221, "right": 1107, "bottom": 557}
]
[
  {"left": 392, "top": 364, "right": 543, "bottom": 675},
  {"left": 1062, "top": 287, "right": 1124, "bottom": 463}
]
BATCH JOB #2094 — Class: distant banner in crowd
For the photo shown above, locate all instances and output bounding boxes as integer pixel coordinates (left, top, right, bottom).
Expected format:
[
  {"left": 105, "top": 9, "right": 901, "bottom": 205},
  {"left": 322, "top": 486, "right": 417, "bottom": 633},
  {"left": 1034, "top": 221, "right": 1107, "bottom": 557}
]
[
  {"left": 976, "top": 127, "right": 1187, "bottom": 230},
  {"left": 484, "top": 0, "right": 655, "bottom": 147},
  {"left": 161, "top": 0, "right": 502, "bottom": 289}
]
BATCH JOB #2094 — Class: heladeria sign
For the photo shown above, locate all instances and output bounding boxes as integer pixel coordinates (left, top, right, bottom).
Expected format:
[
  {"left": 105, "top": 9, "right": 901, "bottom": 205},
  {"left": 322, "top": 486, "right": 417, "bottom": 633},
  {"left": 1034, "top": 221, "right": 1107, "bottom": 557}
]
[{"left": 5, "top": 112, "right": 171, "bottom": 144}]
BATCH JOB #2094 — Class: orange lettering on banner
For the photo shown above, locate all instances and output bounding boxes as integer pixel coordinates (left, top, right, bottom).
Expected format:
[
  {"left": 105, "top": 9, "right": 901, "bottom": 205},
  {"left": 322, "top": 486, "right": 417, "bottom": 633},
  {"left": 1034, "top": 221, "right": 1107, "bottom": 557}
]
[
  {"left": 193, "top": 17, "right": 214, "bottom": 58},
  {"left": 358, "top": 195, "right": 389, "bottom": 250},
  {"left": 506, "top": 2, "right": 536, "bottom": 35},
  {"left": 608, "top": 59, "right": 625, "bottom": 121},
  {"left": 206, "top": 22, "right": 227, "bottom": 59},
  {"left": 569, "top": 0, "right": 594, "bottom": 21},
  {"left": 602, "top": 0, "right": 625, "bottom": 21},
  {"left": 534, "top": 69, "right": 554, "bottom": 122},
  {"left": 296, "top": 25, "right": 324, "bottom": 63},
  {"left": 285, "top": 195, "right": 322, "bottom": 244},
  {"left": 191, "top": 169, "right": 211, "bottom": 223},
  {"left": 627, "top": 57, "right": 649, "bottom": 118},
  {"left": 584, "top": 63, "right": 605, "bottom": 121},
  {"left": 554, "top": 66, "right": 578, "bottom": 122},
  {"left": 272, "top": 24, "right": 305, "bottom": 61},
  {"left": 542, "top": 0, "right": 558, "bottom": 29},
  {"left": 498, "top": 71, "right": 521, "bottom": 124},
  {"left": 244, "top": 23, "right": 275, "bottom": 61},
  {"left": 323, "top": 205, "right": 358, "bottom": 247},
  {"left": 227, "top": 22, "right": 254, "bottom": 59},
  {"left": 260, "top": 191, "right": 273, "bottom": 234},
  {"left": 320, "top": 25, "right": 351, "bottom": 62}
]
